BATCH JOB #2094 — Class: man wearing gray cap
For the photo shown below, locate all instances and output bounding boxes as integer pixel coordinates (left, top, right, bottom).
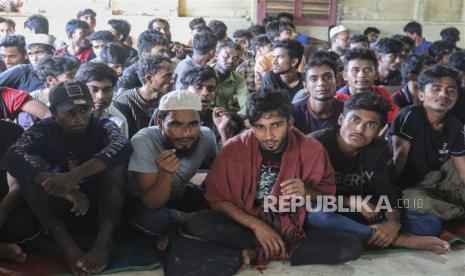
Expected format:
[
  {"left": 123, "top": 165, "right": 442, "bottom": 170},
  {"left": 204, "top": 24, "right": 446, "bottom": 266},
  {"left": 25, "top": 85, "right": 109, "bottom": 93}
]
[
  {"left": 4, "top": 80, "right": 132, "bottom": 275},
  {"left": 127, "top": 89, "right": 217, "bottom": 236}
]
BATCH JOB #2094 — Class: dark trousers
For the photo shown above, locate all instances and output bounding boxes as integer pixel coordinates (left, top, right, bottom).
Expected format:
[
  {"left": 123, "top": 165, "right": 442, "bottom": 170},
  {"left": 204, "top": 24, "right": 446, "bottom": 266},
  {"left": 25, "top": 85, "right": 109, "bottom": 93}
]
[
  {"left": 125, "top": 185, "right": 209, "bottom": 235},
  {"left": 186, "top": 210, "right": 363, "bottom": 266},
  {"left": 0, "top": 206, "right": 42, "bottom": 243},
  {"left": 19, "top": 165, "right": 126, "bottom": 234}
]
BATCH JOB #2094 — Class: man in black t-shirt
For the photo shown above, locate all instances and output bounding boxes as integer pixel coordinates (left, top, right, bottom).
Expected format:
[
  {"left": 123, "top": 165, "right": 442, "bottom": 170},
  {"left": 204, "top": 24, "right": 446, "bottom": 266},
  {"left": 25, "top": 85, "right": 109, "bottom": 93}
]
[
  {"left": 261, "top": 39, "right": 304, "bottom": 99},
  {"left": 390, "top": 65, "right": 465, "bottom": 221},
  {"left": 310, "top": 92, "right": 449, "bottom": 254}
]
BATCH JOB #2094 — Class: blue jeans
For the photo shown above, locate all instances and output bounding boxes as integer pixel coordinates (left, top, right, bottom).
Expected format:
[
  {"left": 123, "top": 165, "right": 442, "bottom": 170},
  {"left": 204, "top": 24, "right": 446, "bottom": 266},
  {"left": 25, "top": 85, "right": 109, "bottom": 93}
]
[{"left": 306, "top": 209, "right": 442, "bottom": 240}]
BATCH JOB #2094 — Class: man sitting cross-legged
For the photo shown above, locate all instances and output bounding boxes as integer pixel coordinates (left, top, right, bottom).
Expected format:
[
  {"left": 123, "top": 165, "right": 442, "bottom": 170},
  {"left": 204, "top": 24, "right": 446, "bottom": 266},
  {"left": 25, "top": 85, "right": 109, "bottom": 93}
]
[
  {"left": 187, "top": 89, "right": 363, "bottom": 269},
  {"left": 391, "top": 65, "right": 465, "bottom": 226},
  {"left": 309, "top": 92, "right": 450, "bottom": 254},
  {"left": 126, "top": 89, "right": 217, "bottom": 236},
  {"left": 4, "top": 81, "right": 132, "bottom": 275}
]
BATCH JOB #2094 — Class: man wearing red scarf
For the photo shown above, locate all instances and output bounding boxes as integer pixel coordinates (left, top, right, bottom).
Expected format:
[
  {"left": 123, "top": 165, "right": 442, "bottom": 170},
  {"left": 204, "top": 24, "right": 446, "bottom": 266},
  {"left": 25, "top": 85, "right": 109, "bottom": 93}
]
[{"left": 187, "top": 89, "right": 363, "bottom": 269}]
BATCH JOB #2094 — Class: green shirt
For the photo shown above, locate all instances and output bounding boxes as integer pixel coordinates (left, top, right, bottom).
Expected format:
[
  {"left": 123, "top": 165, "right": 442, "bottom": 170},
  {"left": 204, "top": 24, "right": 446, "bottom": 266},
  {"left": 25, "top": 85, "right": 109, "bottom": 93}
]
[{"left": 215, "top": 71, "right": 249, "bottom": 115}]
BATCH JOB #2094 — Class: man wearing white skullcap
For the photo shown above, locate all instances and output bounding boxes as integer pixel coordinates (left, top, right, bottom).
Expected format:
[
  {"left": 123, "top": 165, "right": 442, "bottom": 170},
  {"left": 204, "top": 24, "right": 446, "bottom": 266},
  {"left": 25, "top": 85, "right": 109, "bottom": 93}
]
[
  {"left": 126, "top": 89, "right": 218, "bottom": 235},
  {"left": 25, "top": 33, "right": 55, "bottom": 64},
  {"left": 329, "top": 25, "right": 349, "bottom": 56}
]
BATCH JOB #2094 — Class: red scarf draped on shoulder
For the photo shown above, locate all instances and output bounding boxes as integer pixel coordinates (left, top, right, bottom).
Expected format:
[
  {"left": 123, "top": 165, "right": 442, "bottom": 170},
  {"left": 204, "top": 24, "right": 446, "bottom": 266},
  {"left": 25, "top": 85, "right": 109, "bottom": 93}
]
[{"left": 205, "top": 127, "right": 335, "bottom": 265}]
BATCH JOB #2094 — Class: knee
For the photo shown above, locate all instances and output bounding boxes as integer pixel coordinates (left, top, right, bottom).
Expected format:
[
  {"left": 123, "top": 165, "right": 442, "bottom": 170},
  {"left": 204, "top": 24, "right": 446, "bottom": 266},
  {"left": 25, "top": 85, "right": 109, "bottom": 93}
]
[
  {"left": 306, "top": 211, "right": 337, "bottom": 227},
  {"left": 334, "top": 233, "right": 364, "bottom": 263},
  {"left": 186, "top": 210, "right": 216, "bottom": 239},
  {"left": 406, "top": 211, "right": 443, "bottom": 236}
]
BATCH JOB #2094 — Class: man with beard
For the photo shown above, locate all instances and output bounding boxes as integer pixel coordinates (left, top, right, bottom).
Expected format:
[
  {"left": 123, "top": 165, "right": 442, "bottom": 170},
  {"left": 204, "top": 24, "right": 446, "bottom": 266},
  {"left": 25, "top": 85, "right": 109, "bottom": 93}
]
[
  {"left": 75, "top": 62, "right": 128, "bottom": 137},
  {"left": 56, "top": 19, "right": 94, "bottom": 64},
  {"left": 186, "top": 89, "right": 362, "bottom": 269},
  {"left": 261, "top": 39, "right": 304, "bottom": 100},
  {"left": 112, "top": 55, "right": 173, "bottom": 137},
  {"left": 292, "top": 58, "right": 343, "bottom": 134},
  {"left": 214, "top": 41, "right": 248, "bottom": 115},
  {"left": 374, "top": 38, "right": 404, "bottom": 86},
  {"left": 336, "top": 48, "right": 398, "bottom": 124},
  {"left": 127, "top": 89, "right": 217, "bottom": 235},
  {"left": 4, "top": 80, "right": 132, "bottom": 275},
  {"left": 149, "top": 66, "right": 244, "bottom": 148},
  {"left": 329, "top": 25, "right": 349, "bottom": 57}
]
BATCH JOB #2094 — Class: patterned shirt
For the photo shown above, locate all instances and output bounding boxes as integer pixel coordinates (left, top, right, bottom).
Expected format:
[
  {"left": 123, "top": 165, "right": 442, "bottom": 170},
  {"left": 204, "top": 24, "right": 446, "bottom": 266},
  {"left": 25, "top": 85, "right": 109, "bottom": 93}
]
[
  {"left": 236, "top": 58, "right": 256, "bottom": 94},
  {"left": 112, "top": 88, "right": 160, "bottom": 137}
]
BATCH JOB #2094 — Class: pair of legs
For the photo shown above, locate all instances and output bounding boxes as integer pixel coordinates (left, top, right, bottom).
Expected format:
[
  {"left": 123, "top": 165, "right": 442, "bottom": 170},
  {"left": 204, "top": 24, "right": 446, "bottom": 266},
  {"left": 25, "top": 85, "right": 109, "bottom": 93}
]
[
  {"left": 125, "top": 185, "right": 209, "bottom": 236},
  {"left": 186, "top": 210, "right": 363, "bottom": 269},
  {"left": 306, "top": 208, "right": 449, "bottom": 254},
  {"left": 19, "top": 165, "right": 126, "bottom": 276}
]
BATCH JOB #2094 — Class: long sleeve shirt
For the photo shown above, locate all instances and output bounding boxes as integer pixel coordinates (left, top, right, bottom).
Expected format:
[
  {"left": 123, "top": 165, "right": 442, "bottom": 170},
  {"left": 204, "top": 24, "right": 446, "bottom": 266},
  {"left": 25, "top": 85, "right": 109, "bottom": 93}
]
[{"left": 4, "top": 116, "right": 132, "bottom": 184}]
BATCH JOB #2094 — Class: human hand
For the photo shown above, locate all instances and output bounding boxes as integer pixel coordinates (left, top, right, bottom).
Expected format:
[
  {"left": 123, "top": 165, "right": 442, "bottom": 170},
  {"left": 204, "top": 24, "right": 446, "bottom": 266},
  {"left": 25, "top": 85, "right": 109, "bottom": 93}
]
[
  {"left": 360, "top": 201, "right": 382, "bottom": 224},
  {"left": 251, "top": 220, "right": 287, "bottom": 259},
  {"left": 280, "top": 178, "right": 306, "bottom": 197},
  {"left": 368, "top": 221, "right": 401, "bottom": 247},
  {"left": 212, "top": 107, "right": 231, "bottom": 130},
  {"left": 64, "top": 190, "right": 89, "bottom": 216},
  {"left": 41, "top": 171, "right": 81, "bottom": 197},
  {"left": 156, "top": 149, "right": 181, "bottom": 174}
]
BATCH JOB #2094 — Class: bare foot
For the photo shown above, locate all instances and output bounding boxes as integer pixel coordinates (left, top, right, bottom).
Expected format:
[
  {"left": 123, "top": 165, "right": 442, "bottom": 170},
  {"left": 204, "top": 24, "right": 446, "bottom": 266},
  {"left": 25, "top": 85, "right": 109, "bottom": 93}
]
[
  {"left": 76, "top": 246, "right": 109, "bottom": 274},
  {"left": 240, "top": 249, "right": 257, "bottom": 268},
  {"left": 394, "top": 234, "right": 451, "bottom": 254},
  {"left": 62, "top": 244, "right": 88, "bottom": 276},
  {"left": 0, "top": 243, "right": 27, "bottom": 263}
]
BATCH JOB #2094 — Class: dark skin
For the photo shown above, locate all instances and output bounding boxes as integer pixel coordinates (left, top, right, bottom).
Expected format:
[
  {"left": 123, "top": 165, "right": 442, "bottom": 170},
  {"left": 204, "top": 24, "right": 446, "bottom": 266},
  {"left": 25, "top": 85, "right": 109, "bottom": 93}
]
[
  {"left": 0, "top": 174, "right": 27, "bottom": 264},
  {"left": 31, "top": 105, "right": 116, "bottom": 275}
]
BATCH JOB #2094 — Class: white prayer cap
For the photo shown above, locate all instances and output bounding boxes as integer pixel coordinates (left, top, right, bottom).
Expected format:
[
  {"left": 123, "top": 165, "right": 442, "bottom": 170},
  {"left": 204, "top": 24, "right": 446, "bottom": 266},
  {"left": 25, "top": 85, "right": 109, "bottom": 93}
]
[
  {"left": 159, "top": 89, "right": 202, "bottom": 111},
  {"left": 329, "top": 25, "right": 348, "bottom": 39},
  {"left": 26, "top": 34, "right": 55, "bottom": 47}
]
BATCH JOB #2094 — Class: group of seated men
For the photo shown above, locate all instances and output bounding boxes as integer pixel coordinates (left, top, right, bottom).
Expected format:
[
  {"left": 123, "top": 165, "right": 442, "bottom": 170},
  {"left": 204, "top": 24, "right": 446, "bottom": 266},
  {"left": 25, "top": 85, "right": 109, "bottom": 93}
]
[{"left": 0, "top": 8, "right": 464, "bottom": 276}]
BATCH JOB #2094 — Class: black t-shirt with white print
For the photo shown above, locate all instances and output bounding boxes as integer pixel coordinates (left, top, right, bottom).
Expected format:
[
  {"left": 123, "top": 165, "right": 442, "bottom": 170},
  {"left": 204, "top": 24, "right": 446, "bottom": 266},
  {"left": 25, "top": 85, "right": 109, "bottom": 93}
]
[
  {"left": 389, "top": 103, "right": 465, "bottom": 188},
  {"left": 311, "top": 127, "right": 399, "bottom": 207},
  {"left": 256, "top": 148, "right": 283, "bottom": 201}
]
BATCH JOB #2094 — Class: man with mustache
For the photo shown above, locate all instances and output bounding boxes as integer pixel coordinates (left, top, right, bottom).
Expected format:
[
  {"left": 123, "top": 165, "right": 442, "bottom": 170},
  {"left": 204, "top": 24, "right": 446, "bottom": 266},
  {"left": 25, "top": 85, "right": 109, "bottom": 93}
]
[
  {"left": 391, "top": 65, "right": 465, "bottom": 224},
  {"left": 336, "top": 48, "right": 398, "bottom": 124},
  {"left": 55, "top": 19, "right": 94, "bottom": 64},
  {"left": 214, "top": 41, "right": 248, "bottom": 115},
  {"left": 75, "top": 62, "right": 128, "bottom": 137},
  {"left": 127, "top": 89, "right": 217, "bottom": 236},
  {"left": 4, "top": 80, "right": 132, "bottom": 275},
  {"left": 113, "top": 55, "right": 174, "bottom": 137},
  {"left": 309, "top": 92, "right": 450, "bottom": 254},
  {"left": 177, "top": 66, "right": 243, "bottom": 147},
  {"left": 292, "top": 58, "right": 343, "bottom": 135},
  {"left": 261, "top": 39, "right": 304, "bottom": 100},
  {"left": 374, "top": 38, "right": 404, "bottom": 86},
  {"left": 186, "top": 89, "right": 362, "bottom": 269}
]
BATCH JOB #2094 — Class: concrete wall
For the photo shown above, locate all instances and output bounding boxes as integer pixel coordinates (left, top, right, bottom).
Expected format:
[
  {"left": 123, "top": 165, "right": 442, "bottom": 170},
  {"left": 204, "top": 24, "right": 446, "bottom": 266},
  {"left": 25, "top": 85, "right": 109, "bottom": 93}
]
[{"left": 4, "top": 0, "right": 465, "bottom": 48}]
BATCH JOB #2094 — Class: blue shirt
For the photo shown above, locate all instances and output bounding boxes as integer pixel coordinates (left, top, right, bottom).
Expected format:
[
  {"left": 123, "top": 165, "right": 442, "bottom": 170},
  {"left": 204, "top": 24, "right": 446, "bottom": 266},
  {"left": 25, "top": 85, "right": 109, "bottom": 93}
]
[
  {"left": 0, "top": 64, "right": 45, "bottom": 92},
  {"left": 412, "top": 39, "right": 432, "bottom": 55}
]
